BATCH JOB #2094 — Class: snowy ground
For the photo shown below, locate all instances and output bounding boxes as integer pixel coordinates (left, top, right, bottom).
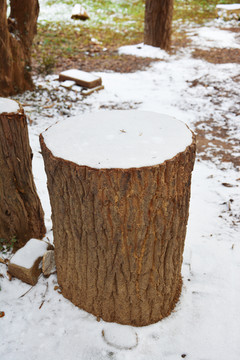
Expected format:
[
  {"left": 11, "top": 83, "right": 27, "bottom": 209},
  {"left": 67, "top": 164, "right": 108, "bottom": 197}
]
[{"left": 1, "top": 3, "right": 240, "bottom": 360}]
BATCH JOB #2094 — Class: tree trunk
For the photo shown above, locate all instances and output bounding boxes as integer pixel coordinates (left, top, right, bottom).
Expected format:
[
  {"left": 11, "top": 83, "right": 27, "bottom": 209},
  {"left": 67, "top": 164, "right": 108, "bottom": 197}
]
[
  {"left": 144, "top": 0, "right": 174, "bottom": 50},
  {"left": 0, "top": 99, "right": 46, "bottom": 248},
  {"left": 0, "top": 0, "right": 39, "bottom": 96},
  {"left": 40, "top": 111, "right": 196, "bottom": 326}
]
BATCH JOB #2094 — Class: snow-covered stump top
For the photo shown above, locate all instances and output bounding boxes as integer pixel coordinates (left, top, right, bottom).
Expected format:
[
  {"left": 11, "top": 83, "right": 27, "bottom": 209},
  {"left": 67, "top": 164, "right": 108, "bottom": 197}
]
[
  {"left": 41, "top": 110, "right": 193, "bottom": 169},
  {"left": 0, "top": 97, "right": 20, "bottom": 114},
  {"left": 40, "top": 110, "right": 196, "bottom": 326}
]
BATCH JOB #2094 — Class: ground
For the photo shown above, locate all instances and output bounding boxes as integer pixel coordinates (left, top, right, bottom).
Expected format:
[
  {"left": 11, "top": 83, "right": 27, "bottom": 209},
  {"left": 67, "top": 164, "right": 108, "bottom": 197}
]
[{"left": 0, "top": 1, "right": 240, "bottom": 360}]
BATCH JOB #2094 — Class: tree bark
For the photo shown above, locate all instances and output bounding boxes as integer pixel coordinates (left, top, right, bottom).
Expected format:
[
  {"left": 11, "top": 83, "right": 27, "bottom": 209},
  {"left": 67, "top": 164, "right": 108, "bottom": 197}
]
[
  {"left": 0, "top": 101, "right": 46, "bottom": 248},
  {"left": 40, "top": 132, "right": 196, "bottom": 326},
  {"left": 0, "top": 0, "right": 39, "bottom": 96},
  {"left": 144, "top": 0, "right": 174, "bottom": 50}
]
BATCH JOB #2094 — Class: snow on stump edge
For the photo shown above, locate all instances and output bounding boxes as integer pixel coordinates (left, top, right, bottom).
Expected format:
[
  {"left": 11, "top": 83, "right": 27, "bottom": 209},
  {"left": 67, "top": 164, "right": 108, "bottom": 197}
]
[
  {"left": 40, "top": 110, "right": 196, "bottom": 326},
  {"left": 8, "top": 239, "right": 51, "bottom": 285},
  {"left": 0, "top": 98, "right": 46, "bottom": 248}
]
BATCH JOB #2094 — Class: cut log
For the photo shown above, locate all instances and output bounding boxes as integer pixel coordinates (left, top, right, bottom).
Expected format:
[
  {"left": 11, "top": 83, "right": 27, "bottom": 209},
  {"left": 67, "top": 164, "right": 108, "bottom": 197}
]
[
  {"left": 0, "top": 98, "right": 46, "bottom": 248},
  {"left": 71, "top": 4, "right": 90, "bottom": 21},
  {"left": 40, "top": 110, "right": 196, "bottom": 326},
  {"left": 59, "top": 69, "right": 102, "bottom": 89},
  {"left": 8, "top": 239, "right": 50, "bottom": 285}
]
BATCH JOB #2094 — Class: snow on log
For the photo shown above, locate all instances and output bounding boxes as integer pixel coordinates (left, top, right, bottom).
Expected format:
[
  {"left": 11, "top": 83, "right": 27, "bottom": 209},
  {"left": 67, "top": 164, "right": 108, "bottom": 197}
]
[
  {"left": 0, "top": 98, "right": 46, "bottom": 248},
  {"left": 40, "top": 110, "right": 196, "bottom": 326},
  {"left": 59, "top": 69, "right": 102, "bottom": 89},
  {"left": 71, "top": 4, "right": 90, "bottom": 21},
  {"left": 8, "top": 239, "right": 49, "bottom": 285}
]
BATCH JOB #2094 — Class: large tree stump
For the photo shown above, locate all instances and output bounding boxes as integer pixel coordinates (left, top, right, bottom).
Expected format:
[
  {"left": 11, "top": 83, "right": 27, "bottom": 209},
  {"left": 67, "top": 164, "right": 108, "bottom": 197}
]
[
  {"left": 40, "top": 110, "right": 196, "bottom": 326},
  {"left": 0, "top": 98, "right": 46, "bottom": 248}
]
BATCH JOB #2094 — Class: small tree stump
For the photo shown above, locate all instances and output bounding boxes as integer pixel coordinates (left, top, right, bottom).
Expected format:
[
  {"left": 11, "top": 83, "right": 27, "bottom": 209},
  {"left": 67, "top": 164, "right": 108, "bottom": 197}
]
[
  {"left": 0, "top": 98, "right": 46, "bottom": 248},
  {"left": 40, "top": 110, "right": 196, "bottom": 326}
]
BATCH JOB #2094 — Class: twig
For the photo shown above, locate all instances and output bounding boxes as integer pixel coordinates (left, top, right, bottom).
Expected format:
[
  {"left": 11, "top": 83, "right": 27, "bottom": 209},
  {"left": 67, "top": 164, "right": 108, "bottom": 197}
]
[
  {"left": 19, "top": 285, "right": 34, "bottom": 298},
  {"left": 39, "top": 282, "right": 49, "bottom": 309}
]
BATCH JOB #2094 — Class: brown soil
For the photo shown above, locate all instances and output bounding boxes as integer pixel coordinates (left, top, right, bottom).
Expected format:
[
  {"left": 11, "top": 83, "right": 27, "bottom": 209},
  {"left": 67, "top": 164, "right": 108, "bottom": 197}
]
[
  {"left": 194, "top": 119, "right": 240, "bottom": 169},
  {"left": 55, "top": 53, "right": 159, "bottom": 74},
  {"left": 32, "top": 50, "right": 160, "bottom": 75},
  {"left": 192, "top": 48, "right": 240, "bottom": 64}
]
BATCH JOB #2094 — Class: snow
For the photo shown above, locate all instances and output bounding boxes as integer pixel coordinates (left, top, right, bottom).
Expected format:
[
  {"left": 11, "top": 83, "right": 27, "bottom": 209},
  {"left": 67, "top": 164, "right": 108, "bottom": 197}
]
[
  {"left": 60, "top": 69, "right": 101, "bottom": 83},
  {"left": 10, "top": 239, "right": 49, "bottom": 269},
  {"left": 71, "top": 4, "right": 88, "bottom": 17},
  {"left": 60, "top": 80, "right": 76, "bottom": 89},
  {"left": 42, "top": 111, "right": 193, "bottom": 169},
  {"left": 0, "top": 97, "right": 20, "bottom": 114},
  {"left": 189, "top": 27, "right": 240, "bottom": 49},
  {"left": 102, "top": 324, "right": 138, "bottom": 350},
  {"left": 119, "top": 43, "right": 170, "bottom": 60},
  {"left": 1, "top": 4, "right": 240, "bottom": 360},
  {"left": 216, "top": 4, "right": 240, "bottom": 11}
]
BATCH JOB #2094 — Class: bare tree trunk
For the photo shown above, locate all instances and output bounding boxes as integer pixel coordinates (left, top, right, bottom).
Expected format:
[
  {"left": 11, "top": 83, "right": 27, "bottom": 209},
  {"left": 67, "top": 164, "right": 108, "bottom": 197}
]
[
  {"left": 144, "top": 0, "right": 174, "bottom": 50},
  {"left": 40, "top": 132, "right": 196, "bottom": 326},
  {"left": 0, "top": 0, "right": 39, "bottom": 96},
  {"left": 0, "top": 101, "right": 46, "bottom": 248}
]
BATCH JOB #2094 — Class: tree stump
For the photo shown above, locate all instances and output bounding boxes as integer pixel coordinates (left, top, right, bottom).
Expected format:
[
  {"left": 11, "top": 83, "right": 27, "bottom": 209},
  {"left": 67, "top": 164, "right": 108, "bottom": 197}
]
[
  {"left": 40, "top": 110, "right": 196, "bottom": 326},
  {"left": 0, "top": 98, "right": 46, "bottom": 248}
]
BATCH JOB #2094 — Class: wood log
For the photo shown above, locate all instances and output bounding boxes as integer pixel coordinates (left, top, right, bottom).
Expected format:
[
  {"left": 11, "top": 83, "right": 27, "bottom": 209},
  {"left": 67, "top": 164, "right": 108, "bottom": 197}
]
[
  {"left": 40, "top": 110, "right": 196, "bottom": 326},
  {"left": 0, "top": 98, "right": 46, "bottom": 248}
]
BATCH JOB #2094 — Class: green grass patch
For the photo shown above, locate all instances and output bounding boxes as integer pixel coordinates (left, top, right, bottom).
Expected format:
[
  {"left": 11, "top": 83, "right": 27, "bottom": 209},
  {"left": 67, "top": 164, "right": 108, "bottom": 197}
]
[{"left": 174, "top": 0, "right": 238, "bottom": 24}]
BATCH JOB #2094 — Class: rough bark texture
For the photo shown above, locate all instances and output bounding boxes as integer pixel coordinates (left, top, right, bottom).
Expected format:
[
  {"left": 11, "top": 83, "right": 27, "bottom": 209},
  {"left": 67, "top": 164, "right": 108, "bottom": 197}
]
[
  {"left": 0, "top": 0, "right": 39, "bottom": 96},
  {"left": 0, "top": 104, "right": 46, "bottom": 248},
  {"left": 144, "top": 0, "right": 174, "bottom": 50},
  {"left": 40, "top": 134, "right": 196, "bottom": 326}
]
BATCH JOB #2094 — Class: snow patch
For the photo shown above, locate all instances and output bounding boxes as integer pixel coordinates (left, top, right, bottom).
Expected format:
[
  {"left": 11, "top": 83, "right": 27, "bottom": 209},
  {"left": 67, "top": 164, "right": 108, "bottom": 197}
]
[
  {"left": 10, "top": 239, "right": 49, "bottom": 269},
  {"left": 216, "top": 4, "right": 240, "bottom": 11},
  {"left": 0, "top": 97, "right": 20, "bottom": 114},
  {"left": 189, "top": 27, "right": 240, "bottom": 49},
  {"left": 102, "top": 324, "right": 138, "bottom": 350},
  {"left": 42, "top": 110, "right": 193, "bottom": 169},
  {"left": 119, "top": 43, "right": 170, "bottom": 59}
]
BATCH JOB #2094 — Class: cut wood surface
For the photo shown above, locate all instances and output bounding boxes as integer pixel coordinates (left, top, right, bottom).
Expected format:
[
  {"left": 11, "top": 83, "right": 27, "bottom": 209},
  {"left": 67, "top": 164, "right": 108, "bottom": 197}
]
[
  {"left": 0, "top": 98, "right": 46, "bottom": 248},
  {"left": 59, "top": 69, "right": 102, "bottom": 89},
  {"left": 40, "top": 110, "right": 196, "bottom": 326}
]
